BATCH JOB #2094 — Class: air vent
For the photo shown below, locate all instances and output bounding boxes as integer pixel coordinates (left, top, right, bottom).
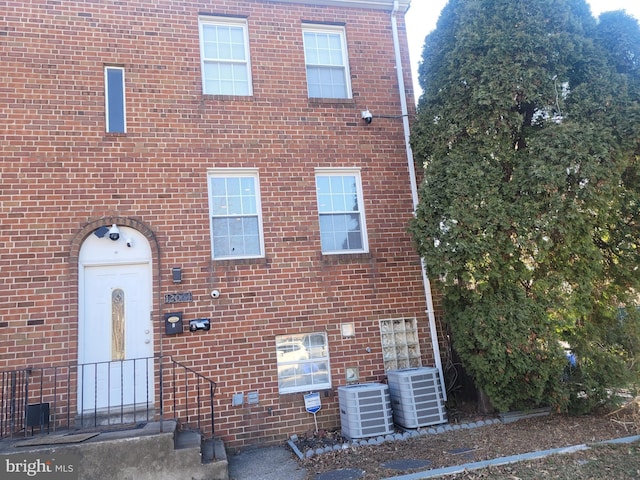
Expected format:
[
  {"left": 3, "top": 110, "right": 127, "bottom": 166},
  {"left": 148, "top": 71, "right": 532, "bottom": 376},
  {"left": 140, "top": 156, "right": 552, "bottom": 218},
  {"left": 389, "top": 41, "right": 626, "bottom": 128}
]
[
  {"left": 387, "top": 367, "right": 447, "bottom": 428},
  {"left": 338, "top": 383, "right": 394, "bottom": 439}
]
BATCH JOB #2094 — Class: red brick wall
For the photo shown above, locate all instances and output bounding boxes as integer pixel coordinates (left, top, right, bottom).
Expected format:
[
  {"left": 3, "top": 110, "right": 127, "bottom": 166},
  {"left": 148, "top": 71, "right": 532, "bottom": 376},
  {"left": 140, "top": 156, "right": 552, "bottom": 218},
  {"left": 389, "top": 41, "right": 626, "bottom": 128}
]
[{"left": 0, "top": 0, "right": 443, "bottom": 447}]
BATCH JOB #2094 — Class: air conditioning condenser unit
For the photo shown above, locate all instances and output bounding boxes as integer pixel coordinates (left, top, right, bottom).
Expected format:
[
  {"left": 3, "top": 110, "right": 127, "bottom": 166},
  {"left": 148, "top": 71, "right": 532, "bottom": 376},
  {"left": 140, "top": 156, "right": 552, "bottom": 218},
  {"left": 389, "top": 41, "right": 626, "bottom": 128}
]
[
  {"left": 387, "top": 367, "right": 447, "bottom": 428},
  {"left": 338, "top": 383, "right": 394, "bottom": 439}
]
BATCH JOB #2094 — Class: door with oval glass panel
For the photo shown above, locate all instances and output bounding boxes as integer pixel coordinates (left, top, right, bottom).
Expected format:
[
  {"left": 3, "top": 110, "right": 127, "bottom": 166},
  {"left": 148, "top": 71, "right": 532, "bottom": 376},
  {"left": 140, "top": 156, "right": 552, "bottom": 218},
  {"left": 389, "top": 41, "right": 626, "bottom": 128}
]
[{"left": 78, "top": 263, "right": 153, "bottom": 413}]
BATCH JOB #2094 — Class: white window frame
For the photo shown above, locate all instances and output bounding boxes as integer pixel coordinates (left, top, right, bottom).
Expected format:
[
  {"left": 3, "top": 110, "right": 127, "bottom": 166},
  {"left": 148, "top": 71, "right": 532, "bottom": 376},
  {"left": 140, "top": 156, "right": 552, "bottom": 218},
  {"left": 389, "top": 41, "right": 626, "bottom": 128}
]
[
  {"left": 207, "top": 168, "right": 264, "bottom": 260},
  {"left": 302, "top": 24, "right": 352, "bottom": 99},
  {"left": 315, "top": 168, "right": 368, "bottom": 254},
  {"left": 104, "top": 66, "right": 126, "bottom": 133},
  {"left": 276, "top": 332, "right": 331, "bottom": 394},
  {"left": 199, "top": 16, "right": 253, "bottom": 96}
]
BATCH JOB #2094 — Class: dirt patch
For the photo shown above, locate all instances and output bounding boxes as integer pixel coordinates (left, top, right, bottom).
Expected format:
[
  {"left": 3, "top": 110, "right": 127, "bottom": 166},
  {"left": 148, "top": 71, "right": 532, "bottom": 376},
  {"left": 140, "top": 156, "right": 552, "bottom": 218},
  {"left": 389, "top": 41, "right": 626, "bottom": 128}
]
[{"left": 296, "top": 400, "right": 640, "bottom": 480}]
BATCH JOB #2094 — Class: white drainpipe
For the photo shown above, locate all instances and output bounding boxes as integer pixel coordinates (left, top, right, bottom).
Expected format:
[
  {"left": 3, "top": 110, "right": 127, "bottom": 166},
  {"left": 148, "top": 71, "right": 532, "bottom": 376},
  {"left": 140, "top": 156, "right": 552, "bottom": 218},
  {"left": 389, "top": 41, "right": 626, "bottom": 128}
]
[{"left": 390, "top": 0, "right": 447, "bottom": 400}]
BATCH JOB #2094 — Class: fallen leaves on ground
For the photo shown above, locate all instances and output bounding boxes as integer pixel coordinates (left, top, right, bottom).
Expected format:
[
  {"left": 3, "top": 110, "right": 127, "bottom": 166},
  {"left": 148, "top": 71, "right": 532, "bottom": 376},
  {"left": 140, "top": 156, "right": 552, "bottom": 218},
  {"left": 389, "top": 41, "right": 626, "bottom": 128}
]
[{"left": 297, "top": 401, "right": 639, "bottom": 480}]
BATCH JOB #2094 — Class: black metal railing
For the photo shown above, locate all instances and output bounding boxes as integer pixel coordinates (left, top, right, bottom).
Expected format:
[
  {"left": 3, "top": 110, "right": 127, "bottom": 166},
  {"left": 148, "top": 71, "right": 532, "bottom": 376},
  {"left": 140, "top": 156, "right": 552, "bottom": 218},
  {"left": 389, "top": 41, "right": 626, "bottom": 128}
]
[
  {"left": 0, "top": 365, "right": 71, "bottom": 438},
  {"left": 76, "top": 357, "right": 155, "bottom": 429},
  {"left": 0, "top": 356, "right": 217, "bottom": 439},
  {"left": 160, "top": 356, "right": 217, "bottom": 435}
]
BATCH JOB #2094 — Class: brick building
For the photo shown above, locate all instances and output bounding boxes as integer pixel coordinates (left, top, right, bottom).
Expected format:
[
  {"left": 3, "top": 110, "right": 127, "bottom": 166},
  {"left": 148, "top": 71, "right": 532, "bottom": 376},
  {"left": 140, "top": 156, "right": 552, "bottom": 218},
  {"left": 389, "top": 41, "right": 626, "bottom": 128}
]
[{"left": 0, "top": 0, "right": 444, "bottom": 447}]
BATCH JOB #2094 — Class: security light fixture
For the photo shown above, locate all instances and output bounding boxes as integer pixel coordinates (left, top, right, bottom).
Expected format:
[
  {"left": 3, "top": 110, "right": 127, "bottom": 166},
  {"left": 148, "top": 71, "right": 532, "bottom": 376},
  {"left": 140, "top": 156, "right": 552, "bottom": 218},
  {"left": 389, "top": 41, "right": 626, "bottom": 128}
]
[{"left": 108, "top": 224, "right": 120, "bottom": 241}]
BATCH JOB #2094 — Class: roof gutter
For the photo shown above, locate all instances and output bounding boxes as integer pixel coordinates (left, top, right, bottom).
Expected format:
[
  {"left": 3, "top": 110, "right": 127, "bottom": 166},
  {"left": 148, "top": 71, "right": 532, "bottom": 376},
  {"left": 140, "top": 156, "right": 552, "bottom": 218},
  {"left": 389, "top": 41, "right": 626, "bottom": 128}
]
[
  {"left": 267, "top": 0, "right": 410, "bottom": 12},
  {"left": 390, "top": 0, "right": 447, "bottom": 400}
]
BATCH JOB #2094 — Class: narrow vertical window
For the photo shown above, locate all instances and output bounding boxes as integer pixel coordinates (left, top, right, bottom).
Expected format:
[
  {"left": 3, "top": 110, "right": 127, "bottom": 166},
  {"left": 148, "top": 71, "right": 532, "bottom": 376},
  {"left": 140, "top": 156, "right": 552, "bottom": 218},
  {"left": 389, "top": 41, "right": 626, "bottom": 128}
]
[
  {"left": 302, "top": 25, "right": 351, "bottom": 99},
  {"left": 105, "top": 66, "right": 126, "bottom": 133},
  {"left": 112, "top": 288, "right": 125, "bottom": 361}
]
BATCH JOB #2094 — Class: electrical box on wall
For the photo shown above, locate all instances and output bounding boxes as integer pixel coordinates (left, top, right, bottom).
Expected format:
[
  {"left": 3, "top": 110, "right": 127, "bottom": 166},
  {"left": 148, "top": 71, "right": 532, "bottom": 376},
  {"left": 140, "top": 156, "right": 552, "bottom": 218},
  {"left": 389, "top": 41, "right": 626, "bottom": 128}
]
[
  {"left": 164, "top": 312, "right": 183, "bottom": 335},
  {"left": 189, "top": 318, "right": 210, "bottom": 332}
]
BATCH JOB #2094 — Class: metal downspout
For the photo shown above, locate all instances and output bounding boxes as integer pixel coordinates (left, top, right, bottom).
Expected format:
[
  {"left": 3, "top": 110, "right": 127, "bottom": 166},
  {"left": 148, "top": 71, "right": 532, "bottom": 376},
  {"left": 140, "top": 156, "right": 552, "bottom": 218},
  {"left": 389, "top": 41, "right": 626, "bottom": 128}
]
[{"left": 391, "top": 0, "right": 446, "bottom": 400}]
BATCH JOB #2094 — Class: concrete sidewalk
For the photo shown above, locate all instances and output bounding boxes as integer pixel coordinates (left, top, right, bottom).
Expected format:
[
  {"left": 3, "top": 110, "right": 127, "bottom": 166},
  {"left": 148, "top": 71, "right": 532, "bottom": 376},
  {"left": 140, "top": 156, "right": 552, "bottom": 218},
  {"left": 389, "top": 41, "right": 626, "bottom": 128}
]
[
  {"left": 226, "top": 434, "right": 640, "bottom": 480},
  {"left": 228, "top": 445, "right": 307, "bottom": 480}
]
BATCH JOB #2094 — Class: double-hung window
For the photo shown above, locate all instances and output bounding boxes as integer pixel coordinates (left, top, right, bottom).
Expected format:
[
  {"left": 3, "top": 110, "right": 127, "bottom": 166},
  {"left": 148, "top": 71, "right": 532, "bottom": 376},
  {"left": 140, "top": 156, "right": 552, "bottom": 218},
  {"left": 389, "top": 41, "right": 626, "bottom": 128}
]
[
  {"left": 302, "top": 25, "right": 351, "bottom": 99},
  {"left": 207, "top": 169, "right": 263, "bottom": 259},
  {"left": 199, "top": 17, "right": 252, "bottom": 96},
  {"left": 104, "top": 66, "right": 126, "bottom": 133},
  {"left": 315, "top": 169, "right": 368, "bottom": 254},
  {"left": 276, "top": 333, "right": 331, "bottom": 394}
]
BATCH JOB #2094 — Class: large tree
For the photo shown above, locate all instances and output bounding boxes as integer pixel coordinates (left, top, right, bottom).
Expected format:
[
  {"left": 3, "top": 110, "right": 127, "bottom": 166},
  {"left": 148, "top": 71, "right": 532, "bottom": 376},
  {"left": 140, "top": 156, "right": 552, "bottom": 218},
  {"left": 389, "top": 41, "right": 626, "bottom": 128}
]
[{"left": 410, "top": 0, "right": 640, "bottom": 412}]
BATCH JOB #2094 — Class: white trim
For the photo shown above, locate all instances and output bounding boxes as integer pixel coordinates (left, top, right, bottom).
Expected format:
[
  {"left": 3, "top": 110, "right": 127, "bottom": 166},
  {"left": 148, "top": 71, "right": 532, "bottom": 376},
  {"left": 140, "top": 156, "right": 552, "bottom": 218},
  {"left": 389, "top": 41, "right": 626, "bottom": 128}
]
[
  {"left": 207, "top": 168, "right": 265, "bottom": 260},
  {"left": 104, "top": 66, "right": 126, "bottom": 133},
  {"left": 79, "top": 226, "right": 152, "bottom": 266},
  {"left": 276, "top": 332, "right": 332, "bottom": 394},
  {"left": 266, "top": 0, "right": 410, "bottom": 12},
  {"left": 198, "top": 16, "right": 253, "bottom": 96},
  {"left": 302, "top": 24, "right": 352, "bottom": 99},
  {"left": 314, "top": 167, "right": 369, "bottom": 254}
]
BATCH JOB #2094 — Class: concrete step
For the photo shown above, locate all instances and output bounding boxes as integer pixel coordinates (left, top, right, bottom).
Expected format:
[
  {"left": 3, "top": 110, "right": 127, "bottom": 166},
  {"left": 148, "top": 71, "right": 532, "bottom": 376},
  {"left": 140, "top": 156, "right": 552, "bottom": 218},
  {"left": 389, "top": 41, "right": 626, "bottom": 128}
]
[
  {"left": 0, "top": 421, "right": 229, "bottom": 480},
  {"left": 175, "top": 429, "right": 202, "bottom": 450},
  {"left": 201, "top": 437, "right": 226, "bottom": 464},
  {"left": 174, "top": 428, "right": 228, "bottom": 470}
]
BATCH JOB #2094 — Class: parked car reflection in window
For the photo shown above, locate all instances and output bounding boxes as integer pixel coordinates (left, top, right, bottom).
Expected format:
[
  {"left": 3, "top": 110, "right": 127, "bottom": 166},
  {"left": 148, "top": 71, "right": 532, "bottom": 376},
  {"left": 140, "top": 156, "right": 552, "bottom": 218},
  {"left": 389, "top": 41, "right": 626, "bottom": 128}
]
[{"left": 275, "top": 333, "right": 331, "bottom": 394}]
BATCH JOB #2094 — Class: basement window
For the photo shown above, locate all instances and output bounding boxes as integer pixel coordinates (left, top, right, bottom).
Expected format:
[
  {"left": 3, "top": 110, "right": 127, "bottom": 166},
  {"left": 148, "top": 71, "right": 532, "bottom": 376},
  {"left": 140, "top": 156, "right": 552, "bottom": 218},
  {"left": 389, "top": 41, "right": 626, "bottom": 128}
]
[{"left": 276, "top": 333, "right": 331, "bottom": 394}]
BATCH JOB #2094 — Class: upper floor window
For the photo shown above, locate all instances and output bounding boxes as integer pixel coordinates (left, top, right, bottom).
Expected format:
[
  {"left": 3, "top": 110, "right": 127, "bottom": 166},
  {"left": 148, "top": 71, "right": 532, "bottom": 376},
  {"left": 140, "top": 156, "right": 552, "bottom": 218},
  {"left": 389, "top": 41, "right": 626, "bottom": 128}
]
[
  {"left": 105, "top": 66, "right": 126, "bottom": 133},
  {"left": 207, "top": 169, "right": 263, "bottom": 259},
  {"left": 199, "top": 17, "right": 252, "bottom": 96},
  {"left": 315, "top": 169, "right": 368, "bottom": 254},
  {"left": 302, "top": 25, "right": 351, "bottom": 99}
]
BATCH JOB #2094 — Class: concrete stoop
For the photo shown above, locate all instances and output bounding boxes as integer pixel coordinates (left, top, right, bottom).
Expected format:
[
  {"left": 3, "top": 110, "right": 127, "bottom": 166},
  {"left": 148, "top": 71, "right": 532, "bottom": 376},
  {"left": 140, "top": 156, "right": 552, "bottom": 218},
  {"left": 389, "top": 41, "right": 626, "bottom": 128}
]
[{"left": 0, "top": 421, "right": 228, "bottom": 480}]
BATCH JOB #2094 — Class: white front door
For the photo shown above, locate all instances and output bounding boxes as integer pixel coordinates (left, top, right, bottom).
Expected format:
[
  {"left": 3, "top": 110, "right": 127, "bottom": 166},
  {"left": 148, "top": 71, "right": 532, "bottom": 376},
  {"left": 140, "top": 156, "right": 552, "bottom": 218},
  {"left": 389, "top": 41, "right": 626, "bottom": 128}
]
[{"left": 79, "top": 258, "right": 153, "bottom": 412}]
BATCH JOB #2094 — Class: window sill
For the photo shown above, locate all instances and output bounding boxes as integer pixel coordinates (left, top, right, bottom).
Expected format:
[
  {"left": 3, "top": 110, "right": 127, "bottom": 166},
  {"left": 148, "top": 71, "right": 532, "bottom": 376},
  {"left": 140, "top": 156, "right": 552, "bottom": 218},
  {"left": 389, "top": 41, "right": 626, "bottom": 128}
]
[
  {"left": 212, "top": 256, "right": 267, "bottom": 266},
  {"left": 308, "top": 97, "right": 355, "bottom": 107},
  {"left": 321, "top": 252, "right": 372, "bottom": 265},
  {"left": 201, "top": 94, "right": 255, "bottom": 102},
  {"left": 278, "top": 387, "right": 333, "bottom": 399}
]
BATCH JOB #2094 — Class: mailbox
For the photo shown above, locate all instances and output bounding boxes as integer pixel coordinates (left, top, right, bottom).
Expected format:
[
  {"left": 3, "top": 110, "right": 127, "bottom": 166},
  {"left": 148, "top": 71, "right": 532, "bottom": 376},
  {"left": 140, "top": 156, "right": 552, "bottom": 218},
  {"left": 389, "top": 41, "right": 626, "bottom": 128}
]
[
  {"left": 164, "top": 312, "right": 183, "bottom": 335},
  {"left": 189, "top": 318, "right": 211, "bottom": 332}
]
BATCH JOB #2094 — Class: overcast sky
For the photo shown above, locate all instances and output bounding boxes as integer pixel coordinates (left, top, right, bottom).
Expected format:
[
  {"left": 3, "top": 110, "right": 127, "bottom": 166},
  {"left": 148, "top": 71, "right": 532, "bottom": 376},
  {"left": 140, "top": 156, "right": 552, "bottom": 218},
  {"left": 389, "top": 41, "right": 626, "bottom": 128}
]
[{"left": 406, "top": 0, "right": 640, "bottom": 98}]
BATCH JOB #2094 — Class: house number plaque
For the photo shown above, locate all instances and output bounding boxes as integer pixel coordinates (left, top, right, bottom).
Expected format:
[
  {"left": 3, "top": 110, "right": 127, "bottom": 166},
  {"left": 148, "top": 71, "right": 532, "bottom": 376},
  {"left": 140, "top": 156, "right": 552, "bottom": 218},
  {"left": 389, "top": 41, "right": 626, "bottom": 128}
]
[{"left": 164, "top": 292, "right": 193, "bottom": 304}]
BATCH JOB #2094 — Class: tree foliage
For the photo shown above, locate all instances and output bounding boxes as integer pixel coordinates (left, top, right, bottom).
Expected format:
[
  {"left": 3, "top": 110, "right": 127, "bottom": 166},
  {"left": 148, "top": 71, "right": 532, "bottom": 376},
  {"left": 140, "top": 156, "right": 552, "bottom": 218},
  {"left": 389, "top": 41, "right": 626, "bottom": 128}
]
[{"left": 410, "top": 0, "right": 640, "bottom": 412}]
